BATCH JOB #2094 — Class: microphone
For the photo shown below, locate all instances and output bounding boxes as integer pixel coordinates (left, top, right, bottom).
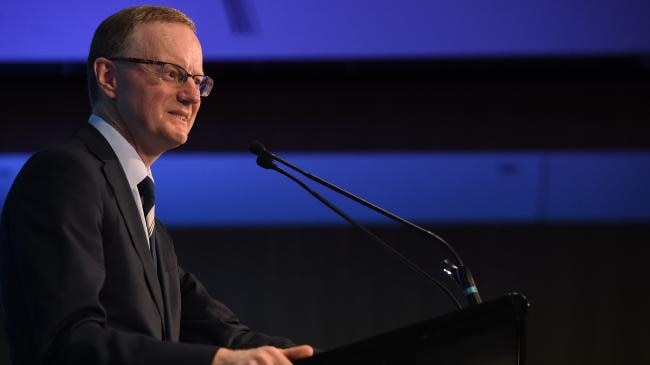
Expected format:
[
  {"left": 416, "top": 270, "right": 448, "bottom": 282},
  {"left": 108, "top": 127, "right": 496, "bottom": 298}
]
[
  {"left": 250, "top": 141, "right": 482, "bottom": 307},
  {"left": 254, "top": 152, "right": 462, "bottom": 310}
]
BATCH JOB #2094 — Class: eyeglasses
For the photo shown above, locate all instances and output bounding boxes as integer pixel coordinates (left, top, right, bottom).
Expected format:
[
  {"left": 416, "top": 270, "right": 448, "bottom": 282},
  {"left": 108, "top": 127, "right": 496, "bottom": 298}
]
[{"left": 109, "top": 57, "right": 214, "bottom": 97}]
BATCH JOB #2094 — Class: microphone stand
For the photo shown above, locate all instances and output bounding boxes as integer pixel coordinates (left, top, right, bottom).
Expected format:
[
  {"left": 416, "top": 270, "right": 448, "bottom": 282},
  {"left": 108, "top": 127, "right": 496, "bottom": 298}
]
[
  {"left": 257, "top": 155, "right": 462, "bottom": 310},
  {"left": 251, "top": 142, "right": 482, "bottom": 307}
]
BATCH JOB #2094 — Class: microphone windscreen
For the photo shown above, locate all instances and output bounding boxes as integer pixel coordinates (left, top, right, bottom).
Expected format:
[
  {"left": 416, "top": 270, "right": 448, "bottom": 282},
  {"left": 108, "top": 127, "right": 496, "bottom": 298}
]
[
  {"left": 256, "top": 155, "right": 275, "bottom": 169},
  {"left": 249, "top": 141, "right": 266, "bottom": 156}
]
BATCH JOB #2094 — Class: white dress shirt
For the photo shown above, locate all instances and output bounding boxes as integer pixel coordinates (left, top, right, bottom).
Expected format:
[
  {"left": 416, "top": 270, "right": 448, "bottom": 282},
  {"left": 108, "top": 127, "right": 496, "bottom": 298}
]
[{"left": 89, "top": 114, "right": 152, "bottom": 247}]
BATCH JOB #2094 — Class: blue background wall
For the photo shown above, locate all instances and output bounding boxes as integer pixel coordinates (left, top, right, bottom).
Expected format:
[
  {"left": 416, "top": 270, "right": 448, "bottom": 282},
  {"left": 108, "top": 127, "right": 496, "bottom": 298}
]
[
  {"left": 2, "top": 151, "right": 649, "bottom": 226},
  {"left": 1, "top": 0, "right": 650, "bottom": 61}
]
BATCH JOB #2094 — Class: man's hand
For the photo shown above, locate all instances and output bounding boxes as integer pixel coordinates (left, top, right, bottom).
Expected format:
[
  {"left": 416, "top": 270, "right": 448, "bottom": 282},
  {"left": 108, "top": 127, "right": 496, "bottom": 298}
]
[{"left": 212, "top": 345, "right": 314, "bottom": 365}]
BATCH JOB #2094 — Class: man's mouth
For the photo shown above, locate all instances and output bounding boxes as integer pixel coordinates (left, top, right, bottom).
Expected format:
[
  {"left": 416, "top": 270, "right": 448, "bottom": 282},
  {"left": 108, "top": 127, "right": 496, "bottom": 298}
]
[{"left": 169, "top": 111, "right": 190, "bottom": 122}]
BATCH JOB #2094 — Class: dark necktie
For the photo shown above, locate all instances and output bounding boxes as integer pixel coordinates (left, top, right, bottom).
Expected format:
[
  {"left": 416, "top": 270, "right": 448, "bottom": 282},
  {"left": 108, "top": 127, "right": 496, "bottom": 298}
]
[{"left": 137, "top": 176, "right": 158, "bottom": 270}]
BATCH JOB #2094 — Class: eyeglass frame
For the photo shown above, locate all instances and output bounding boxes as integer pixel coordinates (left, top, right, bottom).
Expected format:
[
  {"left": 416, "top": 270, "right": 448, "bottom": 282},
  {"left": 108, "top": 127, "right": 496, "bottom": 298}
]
[{"left": 108, "top": 57, "right": 214, "bottom": 97}]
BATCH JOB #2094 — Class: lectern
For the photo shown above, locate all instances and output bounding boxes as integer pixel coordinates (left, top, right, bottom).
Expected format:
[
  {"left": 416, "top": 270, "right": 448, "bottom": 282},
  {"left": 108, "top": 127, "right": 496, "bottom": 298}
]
[{"left": 297, "top": 293, "right": 529, "bottom": 365}]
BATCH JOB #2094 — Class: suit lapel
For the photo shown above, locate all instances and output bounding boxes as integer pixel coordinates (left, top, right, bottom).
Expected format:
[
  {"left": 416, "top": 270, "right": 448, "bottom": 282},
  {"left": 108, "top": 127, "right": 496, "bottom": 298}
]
[
  {"left": 154, "top": 222, "right": 177, "bottom": 340},
  {"left": 74, "top": 125, "right": 167, "bottom": 329}
]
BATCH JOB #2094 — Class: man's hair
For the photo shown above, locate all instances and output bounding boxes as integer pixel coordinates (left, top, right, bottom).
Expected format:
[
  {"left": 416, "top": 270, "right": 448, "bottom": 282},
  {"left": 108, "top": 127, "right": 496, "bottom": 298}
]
[{"left": 86, "top": 5, "right": 196, "bottom": 106}]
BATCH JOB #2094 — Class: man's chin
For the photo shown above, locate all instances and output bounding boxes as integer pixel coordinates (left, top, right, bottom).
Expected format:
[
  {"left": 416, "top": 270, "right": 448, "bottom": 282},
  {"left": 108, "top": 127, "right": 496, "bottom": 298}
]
[
  {"left": 156, "top": 125, "right": 192, "bottom": 152},
  {"left": 167, "top": 133, "right": 190, "bottom": 149}
]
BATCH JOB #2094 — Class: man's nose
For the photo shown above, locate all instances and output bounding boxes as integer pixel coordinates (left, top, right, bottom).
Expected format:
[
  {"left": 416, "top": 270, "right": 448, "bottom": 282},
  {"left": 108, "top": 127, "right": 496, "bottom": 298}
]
[{"left": 178, "top": 78, "right": 201, "bottom": 104}]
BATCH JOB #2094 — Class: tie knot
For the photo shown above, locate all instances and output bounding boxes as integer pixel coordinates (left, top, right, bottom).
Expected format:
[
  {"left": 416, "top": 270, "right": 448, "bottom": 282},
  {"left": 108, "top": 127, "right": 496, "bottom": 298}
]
[
  {"left": 137, "top": 176, "right": 156, "bottom": 248},
  {"left": 137, "top": 176, "right": 155, "bottom": 199},
  {"left": 137, "top": 176, "right": 155, "bottom": 215}
]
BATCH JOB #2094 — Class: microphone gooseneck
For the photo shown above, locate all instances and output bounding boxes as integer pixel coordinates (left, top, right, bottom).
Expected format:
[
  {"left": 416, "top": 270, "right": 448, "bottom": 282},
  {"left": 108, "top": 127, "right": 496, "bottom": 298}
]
[
  {"left": 250, "top": 141, "right": 482, "bottom": 307},
  {"left": 257, "top": 156, "right": 462, "bottom": 310}
]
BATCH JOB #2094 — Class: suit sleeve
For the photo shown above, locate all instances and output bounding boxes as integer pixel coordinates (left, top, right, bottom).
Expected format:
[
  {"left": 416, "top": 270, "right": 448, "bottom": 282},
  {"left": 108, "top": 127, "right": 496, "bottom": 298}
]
[
  {"left": 175, "top": 265, "right": 296, "bottom": 349},
  {"left": 0, "top": 148, "right": 218, "bottom": 365}
]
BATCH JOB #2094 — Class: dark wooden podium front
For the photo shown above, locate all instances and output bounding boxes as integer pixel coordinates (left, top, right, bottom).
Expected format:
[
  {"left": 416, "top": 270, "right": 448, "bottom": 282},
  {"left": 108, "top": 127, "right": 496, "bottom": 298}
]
[{"left": 296, "top": 293, "right": 529, "bottom": 365}]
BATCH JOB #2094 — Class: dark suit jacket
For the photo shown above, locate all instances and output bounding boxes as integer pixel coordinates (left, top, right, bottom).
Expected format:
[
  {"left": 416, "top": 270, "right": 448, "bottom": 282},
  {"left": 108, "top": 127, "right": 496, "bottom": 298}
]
[{"left": 0, "top": 124, "right": 293, "bottom": 365}]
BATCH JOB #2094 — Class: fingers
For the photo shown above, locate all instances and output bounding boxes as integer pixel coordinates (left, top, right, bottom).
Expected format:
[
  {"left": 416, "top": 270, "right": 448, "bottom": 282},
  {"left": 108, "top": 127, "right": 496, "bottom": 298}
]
[
  {"left": 281, "top": 345, "right": 315, "bottom": 360},
  {"left": 213, "top": 345, "right": 313, "bottom": 365}
]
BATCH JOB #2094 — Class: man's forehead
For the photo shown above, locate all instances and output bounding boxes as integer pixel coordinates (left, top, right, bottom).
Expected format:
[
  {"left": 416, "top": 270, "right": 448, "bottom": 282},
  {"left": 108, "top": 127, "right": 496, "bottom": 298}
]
[
  {"left": 126, "top": 21, "right": 203, "bottom": 67},
  {"left": 128, "top": 22, "right": 190, "bottom": 49}
]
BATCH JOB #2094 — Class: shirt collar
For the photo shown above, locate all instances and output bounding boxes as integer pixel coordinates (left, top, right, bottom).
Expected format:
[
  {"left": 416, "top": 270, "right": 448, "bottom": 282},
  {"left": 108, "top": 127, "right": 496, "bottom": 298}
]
[{"left": 88, "top": 114, "right": 151, "bottom": 188}]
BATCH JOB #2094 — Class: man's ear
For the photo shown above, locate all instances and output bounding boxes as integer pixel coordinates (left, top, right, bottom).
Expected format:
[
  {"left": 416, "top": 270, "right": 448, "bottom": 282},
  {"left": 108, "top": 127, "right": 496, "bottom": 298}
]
[{"left": 94, "top": 57, "right": 118, "bottom": 99}]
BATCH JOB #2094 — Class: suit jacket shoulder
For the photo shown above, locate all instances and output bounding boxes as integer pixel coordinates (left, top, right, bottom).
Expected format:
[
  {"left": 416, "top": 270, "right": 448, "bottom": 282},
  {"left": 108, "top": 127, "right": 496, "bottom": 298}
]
[{"left": 0, "top": 124, "right": 218, "bottom": 365}]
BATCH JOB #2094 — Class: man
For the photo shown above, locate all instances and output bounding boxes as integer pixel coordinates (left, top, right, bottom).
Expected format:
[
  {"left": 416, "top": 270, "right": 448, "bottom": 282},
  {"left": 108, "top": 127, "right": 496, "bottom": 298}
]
[{"left": 0, "top": 6, "right": 313, "bottom": 365}]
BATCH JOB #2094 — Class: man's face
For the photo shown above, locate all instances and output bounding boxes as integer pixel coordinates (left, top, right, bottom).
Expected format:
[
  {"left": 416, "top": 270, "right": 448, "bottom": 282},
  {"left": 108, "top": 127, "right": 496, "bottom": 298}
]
[{"left": 113, "top": 21, "right": 203, "bottom": 157}]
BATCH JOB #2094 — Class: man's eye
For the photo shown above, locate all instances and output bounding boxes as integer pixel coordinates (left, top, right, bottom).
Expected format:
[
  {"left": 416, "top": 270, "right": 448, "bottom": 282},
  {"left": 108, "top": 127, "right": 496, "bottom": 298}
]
[{"left": 165, "top": 69, "right": 180, "bottom": 80}]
